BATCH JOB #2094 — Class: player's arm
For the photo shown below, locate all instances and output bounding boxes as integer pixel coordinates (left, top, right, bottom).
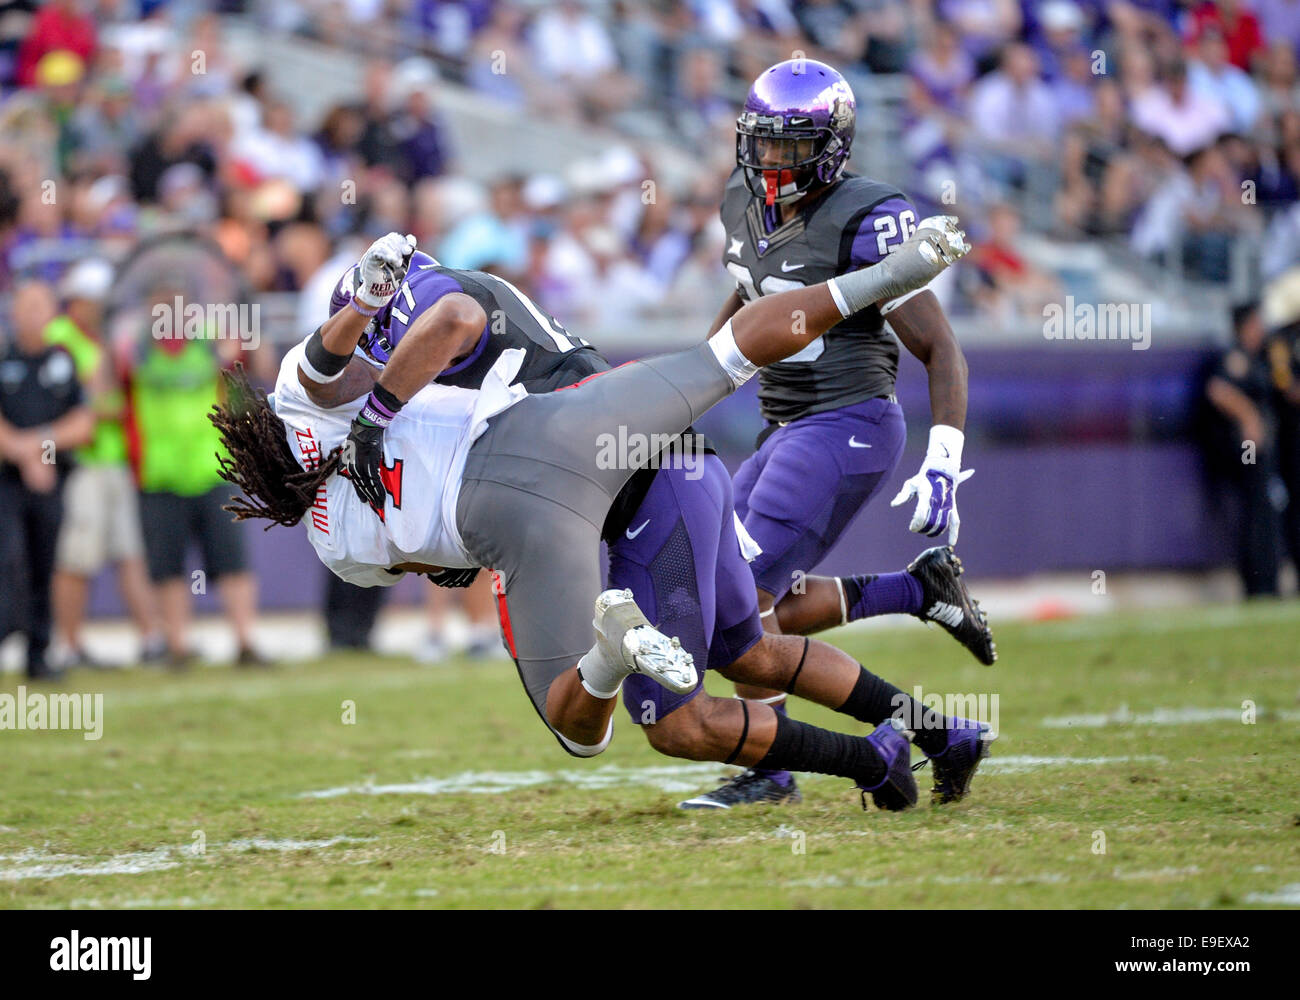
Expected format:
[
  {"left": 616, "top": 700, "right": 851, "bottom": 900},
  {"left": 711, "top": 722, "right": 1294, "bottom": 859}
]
[
  {"left": 887, "top": 291, "right": 968, "bottom": 431},
  {"left": 705, "top": 289, "right": 745, "bottom": 338},
  {"left": 845, "top": 199, "right": 975, "bottom": 544},
  {"left": 340, "top": 292, "right": 486, "bottom": 508},
  {"left": 885, "top": 289, "right": 976, "bottom": 544},
  {"left": 297, "top": 232, "right": 416, "bottom": 407},
  {"left": 297, "top": 296, "right": 381, "bottom": 408},
  {"left": 374, "top": 293, "right": 486, "bottom": 401}
]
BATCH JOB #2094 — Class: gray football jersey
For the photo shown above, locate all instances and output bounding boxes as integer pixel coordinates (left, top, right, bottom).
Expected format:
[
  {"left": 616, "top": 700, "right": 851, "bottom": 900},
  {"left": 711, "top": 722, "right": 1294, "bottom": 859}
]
[{"left": 720, "top": 167, "right": 920, "bottom": 424}]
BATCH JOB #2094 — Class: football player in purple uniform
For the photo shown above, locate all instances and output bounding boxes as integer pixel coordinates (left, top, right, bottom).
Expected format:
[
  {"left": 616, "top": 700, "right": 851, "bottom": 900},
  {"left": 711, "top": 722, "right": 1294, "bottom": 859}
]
[
  {"left": 215, "top": 227, "right": 993, "bottom": 811},
  {"left": 678, "top": 59, "right": 997, "bottom": 811}
]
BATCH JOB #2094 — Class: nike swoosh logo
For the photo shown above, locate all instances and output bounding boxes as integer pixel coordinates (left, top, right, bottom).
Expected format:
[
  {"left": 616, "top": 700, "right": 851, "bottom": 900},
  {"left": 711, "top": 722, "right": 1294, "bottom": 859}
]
[
  {"left": 780, "top": 261, "right": 805, "bottom": 272},
  {"left": 848, "top": 437, "right": 872, "bottom": 448},
  {"left": 626, "top": 520, "right": 651, "bottom": 539}
]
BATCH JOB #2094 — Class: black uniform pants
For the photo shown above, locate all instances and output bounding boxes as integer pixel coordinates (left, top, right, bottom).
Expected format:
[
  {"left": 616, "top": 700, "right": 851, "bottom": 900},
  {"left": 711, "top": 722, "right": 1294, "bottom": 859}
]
[{"left": 0, "top": 474, "right": 65, "bottom": 674}]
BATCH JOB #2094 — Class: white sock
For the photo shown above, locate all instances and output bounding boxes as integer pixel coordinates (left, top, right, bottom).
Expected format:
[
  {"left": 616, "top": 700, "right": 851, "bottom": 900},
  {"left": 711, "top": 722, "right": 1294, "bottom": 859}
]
[{"left": 577, "top": 642, "right": 629, "bottom": 699}]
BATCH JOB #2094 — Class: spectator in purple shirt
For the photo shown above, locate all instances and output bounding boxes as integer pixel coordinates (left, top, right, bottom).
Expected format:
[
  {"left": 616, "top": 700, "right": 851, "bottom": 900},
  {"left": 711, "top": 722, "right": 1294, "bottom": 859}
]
[
  {"left": 939, "top": 0, "right": 1023, "bottom": 71},
  {"left": 391, "top": 87, "right": 452, "bottom": 184},
  {"left": 909, "top": 20, "right": 976, "bottom": 112}
]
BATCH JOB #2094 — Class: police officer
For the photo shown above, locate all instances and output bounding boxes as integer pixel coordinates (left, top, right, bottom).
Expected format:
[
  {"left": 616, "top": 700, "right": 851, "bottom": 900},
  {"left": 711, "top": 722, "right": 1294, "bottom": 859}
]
[
  {"left": 0, "top": 280, "right": 94, "bottom": 679},
  {"left": 1204, "top": 301, "right": 1284, "bottom": 597},
  {"left": 1262, "top": 273, "right": 1300, "bottom": 575}
]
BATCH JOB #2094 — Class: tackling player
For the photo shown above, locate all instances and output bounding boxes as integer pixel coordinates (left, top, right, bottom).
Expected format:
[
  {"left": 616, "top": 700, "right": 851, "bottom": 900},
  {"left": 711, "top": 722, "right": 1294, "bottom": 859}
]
[
  {"left": 322, "top": 236, "right": 991, "bottom": 807},
  {"left": 680, "top": 59, "right": 997, "bottom": 810},
  {"left": 212, "top": 224, "right": 994, "bottom": 810}
]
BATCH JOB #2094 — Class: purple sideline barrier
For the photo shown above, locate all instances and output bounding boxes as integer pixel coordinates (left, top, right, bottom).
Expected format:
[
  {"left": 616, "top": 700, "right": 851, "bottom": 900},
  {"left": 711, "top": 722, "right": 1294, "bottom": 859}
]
[{"left": 85, "top": 341, "right": 1227, "bottom": 616}]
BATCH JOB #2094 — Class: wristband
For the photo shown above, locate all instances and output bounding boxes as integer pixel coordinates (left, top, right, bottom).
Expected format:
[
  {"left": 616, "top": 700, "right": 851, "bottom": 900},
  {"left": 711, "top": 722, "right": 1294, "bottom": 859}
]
[
  {"left": 301, "top": 327, "right": 352, "bottom": 383},
  {"left": 926, "top": 424, "right": 964, "bottom": 471},
  {"left": 349, "top": 296, "right": 380, "bottom": 318},
  {"left": 358, "top": 383, "right": 405, "bottom": 428}
]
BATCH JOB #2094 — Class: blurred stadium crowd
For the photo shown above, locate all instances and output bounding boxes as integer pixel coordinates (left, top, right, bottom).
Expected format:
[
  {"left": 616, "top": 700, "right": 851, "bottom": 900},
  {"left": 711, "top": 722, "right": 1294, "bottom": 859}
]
[{"left": 2, "top": 0, "right": 1300, "bottom": 678}]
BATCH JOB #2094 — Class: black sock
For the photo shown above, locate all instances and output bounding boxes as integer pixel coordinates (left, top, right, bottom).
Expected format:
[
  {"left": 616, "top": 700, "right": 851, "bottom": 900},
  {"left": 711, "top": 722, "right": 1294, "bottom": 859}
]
[
  {"left": 838, "top": 665, "right": 950, "bottom": 756},
  {"left": 839, "top": 574, "right": 874, "bottom": 611},
  {"left": 756, "top": 712, "right": 886, "bottom": 787}
]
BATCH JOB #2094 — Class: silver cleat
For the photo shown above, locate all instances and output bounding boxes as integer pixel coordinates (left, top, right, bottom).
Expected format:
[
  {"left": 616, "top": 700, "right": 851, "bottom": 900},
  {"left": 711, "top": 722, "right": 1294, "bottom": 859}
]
[{"left": 593, "top": 589, "right": 697, "bottom": 694}]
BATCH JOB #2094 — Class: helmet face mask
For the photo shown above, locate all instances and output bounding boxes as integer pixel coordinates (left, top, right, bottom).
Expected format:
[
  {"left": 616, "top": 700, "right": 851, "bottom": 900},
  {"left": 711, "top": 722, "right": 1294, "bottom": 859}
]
[
  {"left": 736, "top": 115, "right": 836, "bottom": 205},
  {"left": 736, "top": 60, "right": 856, "bottom": 207}
]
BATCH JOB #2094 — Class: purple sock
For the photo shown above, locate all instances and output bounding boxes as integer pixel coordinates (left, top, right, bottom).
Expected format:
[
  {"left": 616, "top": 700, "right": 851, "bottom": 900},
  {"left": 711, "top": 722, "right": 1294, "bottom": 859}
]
[
  {"left": 842, "top": 572, "right": 923, "bottom": 621},
  {"left": 753, "top": 698, "right": 793, "bottom": 783}
]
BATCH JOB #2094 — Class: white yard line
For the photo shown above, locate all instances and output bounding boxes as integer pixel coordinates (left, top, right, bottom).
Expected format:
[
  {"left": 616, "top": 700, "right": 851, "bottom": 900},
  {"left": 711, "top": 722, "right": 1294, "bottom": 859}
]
[
  {"left": 1042, "top": 706, "right": 1300, "bottom": 728},
  {"left": 299, "top": 754, "right": 1167, "bottom": 799},
  {"left": 0, "top": 837, "right": 374, "bottom": 882},
  {"left": 1244, "top": 884, "right": 1300, "bottom": 905}
]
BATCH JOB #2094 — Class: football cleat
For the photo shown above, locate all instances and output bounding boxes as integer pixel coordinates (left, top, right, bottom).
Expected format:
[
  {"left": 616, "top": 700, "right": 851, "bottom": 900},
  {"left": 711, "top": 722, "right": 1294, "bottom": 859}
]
[
  {"left": 678, "top": 770, "right": 802, "bottom": 810},
  {"left": 593, "top": 589, "right": 697, "bottom": 694},
  {"left": 857, "top": 718, "right": 918, "bottom": 811},
  {"left": 919, "top": 718, "right": 994, "bottom": 805},
  {"left": 908, "top": 546, "right": 997, "bottom": 665}
]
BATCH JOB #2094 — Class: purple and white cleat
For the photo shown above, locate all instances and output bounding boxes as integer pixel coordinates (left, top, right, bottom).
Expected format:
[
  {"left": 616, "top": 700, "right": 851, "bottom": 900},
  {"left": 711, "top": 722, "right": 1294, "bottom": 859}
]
[
  {"left": 923, "top": 718, "right": 995, "bottom": 804},
  {"left": 857, "top": 718, "right": 918, "bottom": 811}
]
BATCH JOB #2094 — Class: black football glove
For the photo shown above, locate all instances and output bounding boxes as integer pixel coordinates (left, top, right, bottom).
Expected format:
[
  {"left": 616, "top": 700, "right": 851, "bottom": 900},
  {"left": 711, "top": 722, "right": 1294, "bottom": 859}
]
[
  {"left": 343, "top": 387, "right": 405, "bottom": 509},
  {"left": 341, "top": 414, "right": 387, "bottom": 508},
  {"left": 425, "top": 567, "right": 481, "bottom": 589}
]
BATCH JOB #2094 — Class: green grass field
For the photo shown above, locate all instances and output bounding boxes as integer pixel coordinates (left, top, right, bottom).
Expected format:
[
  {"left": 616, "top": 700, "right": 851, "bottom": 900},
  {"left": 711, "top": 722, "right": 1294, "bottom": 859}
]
[{"left": 2, "top": 601, "right": 1298, "bottom": 909}]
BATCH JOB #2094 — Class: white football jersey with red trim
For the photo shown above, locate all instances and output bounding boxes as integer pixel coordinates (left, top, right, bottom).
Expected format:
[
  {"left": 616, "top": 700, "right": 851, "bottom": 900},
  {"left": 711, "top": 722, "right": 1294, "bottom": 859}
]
[{"left": 271, "top": 338, "right": 528, "bottom": 586}]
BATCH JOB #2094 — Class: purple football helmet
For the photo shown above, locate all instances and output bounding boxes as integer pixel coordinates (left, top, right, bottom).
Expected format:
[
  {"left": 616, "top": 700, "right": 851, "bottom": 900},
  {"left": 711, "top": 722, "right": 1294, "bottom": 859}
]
[
  {"left": 736, "top": 59, "right": 856, "bottom": 206},
  {"left": 329, "top": 249, "right": 438, "bottom": 366}
]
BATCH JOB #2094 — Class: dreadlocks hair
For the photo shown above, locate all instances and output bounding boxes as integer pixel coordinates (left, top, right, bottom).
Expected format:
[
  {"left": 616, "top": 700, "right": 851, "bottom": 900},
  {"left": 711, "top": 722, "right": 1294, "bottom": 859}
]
[{"left": 209, "top": 363, "right": 339, "bottom": 529}]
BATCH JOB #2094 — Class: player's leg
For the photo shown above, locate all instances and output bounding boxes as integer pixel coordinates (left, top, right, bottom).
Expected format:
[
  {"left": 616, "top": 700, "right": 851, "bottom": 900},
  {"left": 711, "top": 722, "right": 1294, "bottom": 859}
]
[
  {"left": 720, "top": 632, "right": 994, "bottom": 805},
  {"left": 456, "top": 474, "right": 694, "bottom": 756},
  {"left": 609, "top": 463, "right": 726, "bottom": 731},
  {"left": 710, "top": 404, "right": 904, "bottom": 801},
  {"left": 643, "top": 675, "right": 913, "bottom": 811},
  {"left": 523, "top": 257, "right": 945, "bottom": 510},
  {"left": 613, "top": 490, "right": 916, "bottom": 809},
  {"left": 739, "top": 401, "right": 995, "bottom": 663},
  {"left": 776, "top": 549, "right": 997, "bottom": 665}
]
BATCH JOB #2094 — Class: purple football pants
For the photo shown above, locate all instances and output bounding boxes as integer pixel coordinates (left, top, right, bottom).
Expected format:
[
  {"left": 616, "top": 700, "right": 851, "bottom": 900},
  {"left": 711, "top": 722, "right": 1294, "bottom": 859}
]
[
  {"left": 610, "top": 456, "right": 764, "bottom": 724},
  {"left": 732, "top": 396, "right": 907, "bottom": 602}
]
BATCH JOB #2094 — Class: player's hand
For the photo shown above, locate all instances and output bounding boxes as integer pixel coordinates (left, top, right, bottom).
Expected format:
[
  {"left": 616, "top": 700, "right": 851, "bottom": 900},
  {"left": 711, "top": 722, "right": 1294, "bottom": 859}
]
[
  {"left": 874, "top": 215, "right": 970, "bottom": 300},
  {"left": 341, "top": 414, "right": 387, "bottom": 508},
  {"left": 355, "top": 232, "right": 417, "bottom": 310},
  {"left": 891, "top": 424, "right": 973, "bottom": 545},
  {"left": 425, "top": 567, "right": 481, "bottom": 588}
]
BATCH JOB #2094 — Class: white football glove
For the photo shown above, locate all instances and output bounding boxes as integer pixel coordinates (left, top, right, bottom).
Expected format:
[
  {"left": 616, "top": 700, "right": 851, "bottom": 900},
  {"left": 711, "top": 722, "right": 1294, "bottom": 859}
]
[
  {"left": 891, "top": 424, "right": 974, "bottom": 545},
  {"left": 354, "top": 232, "right": 417, "bottom": 310},
  {"left": 831, "top": 215, "right": 971, "bottom": 313}
]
